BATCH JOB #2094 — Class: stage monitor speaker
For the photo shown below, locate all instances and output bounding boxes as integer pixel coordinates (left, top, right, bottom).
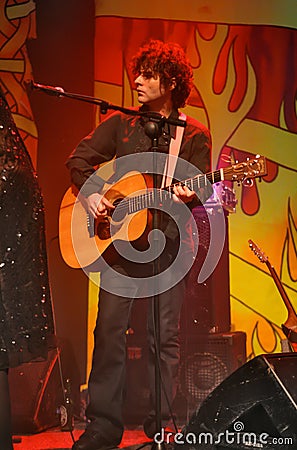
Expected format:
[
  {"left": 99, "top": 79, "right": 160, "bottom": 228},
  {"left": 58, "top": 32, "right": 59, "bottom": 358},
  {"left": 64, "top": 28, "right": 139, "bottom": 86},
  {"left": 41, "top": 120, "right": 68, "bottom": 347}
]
[
  {"left": 179, "top": 353, "right": 297, "bottom": 449},
  {"left": 9, "top": 348, "right": 64, "bottom": 434},
  {"left": 175, "top": 332, "right": 246, "bottom": 421}
]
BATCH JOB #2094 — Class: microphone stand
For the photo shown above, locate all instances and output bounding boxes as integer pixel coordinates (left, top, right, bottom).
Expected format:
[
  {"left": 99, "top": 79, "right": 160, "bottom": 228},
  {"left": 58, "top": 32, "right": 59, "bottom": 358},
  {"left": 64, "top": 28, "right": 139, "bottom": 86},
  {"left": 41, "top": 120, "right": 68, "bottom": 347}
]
[
  {"left": 143, "top": 119, "right": 165, "bottom": 450},
  {"left": 31, "top": 81, "right": 186, "bottom": 450}
]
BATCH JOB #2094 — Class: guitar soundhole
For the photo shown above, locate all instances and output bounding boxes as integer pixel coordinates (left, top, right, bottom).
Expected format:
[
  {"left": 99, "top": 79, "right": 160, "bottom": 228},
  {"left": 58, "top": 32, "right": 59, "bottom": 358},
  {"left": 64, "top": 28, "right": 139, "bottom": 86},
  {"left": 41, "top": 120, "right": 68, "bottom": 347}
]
[
  {"left": 94, "top": 198, "right": 126, "bottom": 240},
  {"left": 111, "top": 197, "right": 126, "bottom": 223},
  {"left": 96, "top": 218, "right": 111, "bottom": 240}
]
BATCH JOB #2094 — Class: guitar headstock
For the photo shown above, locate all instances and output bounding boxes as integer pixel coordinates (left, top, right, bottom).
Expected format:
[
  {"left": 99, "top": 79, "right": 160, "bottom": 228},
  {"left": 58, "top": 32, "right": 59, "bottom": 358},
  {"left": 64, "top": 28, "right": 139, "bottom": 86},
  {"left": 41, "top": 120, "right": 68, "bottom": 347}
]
[
  {"left": 223, "top": 155, "right": 267, "bottom": 183},
  {"left": 248, "top": 239, "right": 268, "bottom": 263}
]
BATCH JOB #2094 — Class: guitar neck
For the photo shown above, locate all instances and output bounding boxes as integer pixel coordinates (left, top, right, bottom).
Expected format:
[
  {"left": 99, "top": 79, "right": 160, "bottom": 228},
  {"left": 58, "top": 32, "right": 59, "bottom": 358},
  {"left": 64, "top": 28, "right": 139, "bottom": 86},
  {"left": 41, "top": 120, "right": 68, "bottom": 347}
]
[
  {"left": 168, "top": 168, "right": 224, "bottom": 192},
  {"left": 265, "top": 259, "right": 297, "bottom": 318},
  {"left": 126, "top": 155, "right": 267, "bottom": 214},
  {"left": 248, "top": 238, "right": 297, "bottom": 341},
  {"left": 127, "top": 169, "right": 223, "bottom": 214}
]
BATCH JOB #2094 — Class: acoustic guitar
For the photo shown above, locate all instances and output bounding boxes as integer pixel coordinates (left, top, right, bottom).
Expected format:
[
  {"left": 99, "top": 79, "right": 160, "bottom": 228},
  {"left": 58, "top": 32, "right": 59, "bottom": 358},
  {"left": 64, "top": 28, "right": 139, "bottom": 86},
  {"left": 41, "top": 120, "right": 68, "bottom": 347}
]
[
  {"left": 59, "top": 155, "right": 267, "bottom": 269},
  {"left": 249, "top": 239, "right": 297, "bottom": 352}
]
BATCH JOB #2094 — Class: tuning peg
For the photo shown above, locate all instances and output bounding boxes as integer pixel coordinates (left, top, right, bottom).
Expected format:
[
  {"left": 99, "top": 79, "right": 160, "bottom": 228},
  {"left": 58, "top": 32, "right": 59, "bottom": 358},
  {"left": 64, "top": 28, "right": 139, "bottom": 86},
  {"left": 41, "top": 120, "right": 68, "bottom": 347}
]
[
  {"left": 243, "top": 178, "right": 254, "bottom": 187},
  {"left": 230, "top": 153, "right": 238, "bottom": 165}
]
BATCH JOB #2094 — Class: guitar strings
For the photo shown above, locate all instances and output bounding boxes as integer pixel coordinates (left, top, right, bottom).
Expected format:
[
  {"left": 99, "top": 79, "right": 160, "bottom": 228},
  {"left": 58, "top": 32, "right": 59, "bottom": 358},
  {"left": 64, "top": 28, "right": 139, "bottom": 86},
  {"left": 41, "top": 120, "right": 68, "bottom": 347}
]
[
  {"left": 104, "top": 159, "right": 263, "bottom": 215},
  {"left": 108, "top": 170, "right": 222, "bottom": 216}
]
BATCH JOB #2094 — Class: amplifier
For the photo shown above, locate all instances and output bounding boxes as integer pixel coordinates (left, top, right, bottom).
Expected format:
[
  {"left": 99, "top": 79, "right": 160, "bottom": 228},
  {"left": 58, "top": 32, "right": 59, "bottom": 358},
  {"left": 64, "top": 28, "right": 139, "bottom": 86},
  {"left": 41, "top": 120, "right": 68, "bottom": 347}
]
[
  {"left": 183, "top": 206, "right": 231, "bottom": 334},
  {"left": 175, "top": 332, "right": 247, "bottom": 421}
]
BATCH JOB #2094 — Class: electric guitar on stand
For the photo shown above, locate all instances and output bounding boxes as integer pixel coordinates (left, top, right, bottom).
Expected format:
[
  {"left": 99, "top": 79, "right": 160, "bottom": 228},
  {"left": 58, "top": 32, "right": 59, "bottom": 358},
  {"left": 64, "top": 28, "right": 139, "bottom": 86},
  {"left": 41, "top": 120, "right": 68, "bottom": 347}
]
[
  {"left": 248, "top": 239, "right": 297, "bottom": 352},
  {"left": 59, "top": 155, "right": 267, "bottom": 270}
]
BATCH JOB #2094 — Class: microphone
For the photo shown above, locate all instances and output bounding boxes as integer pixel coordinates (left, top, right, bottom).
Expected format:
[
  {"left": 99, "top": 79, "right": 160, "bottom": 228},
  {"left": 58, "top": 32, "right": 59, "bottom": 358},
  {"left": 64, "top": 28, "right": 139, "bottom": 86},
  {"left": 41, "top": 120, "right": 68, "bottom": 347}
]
[{"left": 30, "top": 81, "right": 65, "bottom": 96}]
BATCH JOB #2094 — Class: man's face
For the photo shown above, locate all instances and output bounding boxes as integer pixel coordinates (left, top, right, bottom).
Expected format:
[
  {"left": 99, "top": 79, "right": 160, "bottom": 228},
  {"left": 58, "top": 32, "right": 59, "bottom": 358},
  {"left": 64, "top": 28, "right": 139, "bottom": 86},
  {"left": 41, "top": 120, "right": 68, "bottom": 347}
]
[{"left": 134, "top": 70, "right": 172, "bottom": 107}]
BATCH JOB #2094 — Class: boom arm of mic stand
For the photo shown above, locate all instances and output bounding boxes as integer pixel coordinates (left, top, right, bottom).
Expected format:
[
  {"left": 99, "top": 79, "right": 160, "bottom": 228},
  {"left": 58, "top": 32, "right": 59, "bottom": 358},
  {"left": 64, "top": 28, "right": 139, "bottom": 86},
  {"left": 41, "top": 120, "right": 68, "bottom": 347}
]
[
  {"left": 30, "top": 81, "right": 187, "bottom": 127},
  {"left": 30, "top": 81, "right": 113, "bottom": 113},
  {"left": 30, "top": 81, "right": 143, "bottom": 116}
]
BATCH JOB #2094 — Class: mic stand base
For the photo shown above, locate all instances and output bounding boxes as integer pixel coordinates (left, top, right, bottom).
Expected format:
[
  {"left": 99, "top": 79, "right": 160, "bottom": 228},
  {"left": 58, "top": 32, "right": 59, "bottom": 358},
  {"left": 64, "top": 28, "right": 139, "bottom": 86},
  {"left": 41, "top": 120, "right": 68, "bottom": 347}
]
[{"left": 151, "top": 441, "right": 168, "bottom": 450}]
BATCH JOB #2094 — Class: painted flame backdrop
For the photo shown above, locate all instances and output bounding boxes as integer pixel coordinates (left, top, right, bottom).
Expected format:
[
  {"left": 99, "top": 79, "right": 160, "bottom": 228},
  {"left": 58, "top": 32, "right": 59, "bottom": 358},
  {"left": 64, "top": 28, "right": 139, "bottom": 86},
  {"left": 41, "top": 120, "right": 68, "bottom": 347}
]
[{"left": 0, "top": 0, "right": 296, "bottom": 379}]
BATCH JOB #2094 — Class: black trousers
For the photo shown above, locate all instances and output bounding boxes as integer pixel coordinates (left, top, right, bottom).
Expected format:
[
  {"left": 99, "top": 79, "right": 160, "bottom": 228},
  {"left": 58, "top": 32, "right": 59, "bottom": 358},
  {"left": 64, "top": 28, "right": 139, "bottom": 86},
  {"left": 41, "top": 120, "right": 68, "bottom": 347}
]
[{"left": 85, "top": 258, "right": 186, "bottom": 445}]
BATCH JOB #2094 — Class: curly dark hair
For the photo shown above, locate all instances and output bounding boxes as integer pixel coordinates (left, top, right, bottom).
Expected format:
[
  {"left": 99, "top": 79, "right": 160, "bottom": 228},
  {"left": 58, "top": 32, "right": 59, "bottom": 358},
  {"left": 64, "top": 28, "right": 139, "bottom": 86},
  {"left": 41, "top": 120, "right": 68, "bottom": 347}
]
[{"left": 130, "top": 39, "right": 193, "bottom": 109}]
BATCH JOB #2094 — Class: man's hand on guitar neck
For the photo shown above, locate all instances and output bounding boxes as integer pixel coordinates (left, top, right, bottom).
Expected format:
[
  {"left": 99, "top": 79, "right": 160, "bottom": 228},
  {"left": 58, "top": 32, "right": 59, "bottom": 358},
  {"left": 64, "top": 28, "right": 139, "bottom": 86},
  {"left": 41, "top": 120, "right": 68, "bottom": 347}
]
[
  {"left": 84, "top": 192, "right": 115, "bottom": 219},
  {"left": 172, "top": 184, "right": 196, "bottom": 204}
]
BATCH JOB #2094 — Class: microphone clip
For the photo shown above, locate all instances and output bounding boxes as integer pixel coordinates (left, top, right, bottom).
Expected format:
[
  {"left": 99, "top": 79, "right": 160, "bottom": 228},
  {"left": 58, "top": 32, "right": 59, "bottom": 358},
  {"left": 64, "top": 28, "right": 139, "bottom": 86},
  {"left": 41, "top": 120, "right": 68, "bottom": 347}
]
[{"left": 30, "top": 81, "right": 65, "bottom": 97}]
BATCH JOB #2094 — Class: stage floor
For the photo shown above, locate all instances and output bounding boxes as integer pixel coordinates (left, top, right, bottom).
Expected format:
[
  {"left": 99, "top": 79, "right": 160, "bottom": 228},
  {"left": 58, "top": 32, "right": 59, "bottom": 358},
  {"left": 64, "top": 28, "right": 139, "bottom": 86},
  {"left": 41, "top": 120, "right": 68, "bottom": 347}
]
[{"left": 13, "top": 425, "right": 152, "bottom": 450}]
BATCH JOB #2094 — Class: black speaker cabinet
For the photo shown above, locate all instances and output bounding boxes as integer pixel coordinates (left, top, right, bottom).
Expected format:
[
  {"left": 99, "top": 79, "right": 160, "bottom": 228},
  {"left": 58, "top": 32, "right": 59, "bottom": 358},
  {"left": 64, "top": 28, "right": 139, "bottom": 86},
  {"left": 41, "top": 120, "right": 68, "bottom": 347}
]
[
  {"left": 9, "top": 348, "right": 64, "bottom": 434},
  {"left": 179, "top": 353, "right": 297, "bottom": 449},
  {"left": 183, "top": 205, "right": 231, "bottom": 334},
  {"left": 175, "top": 332, "right": 247, "bottom": 421}
]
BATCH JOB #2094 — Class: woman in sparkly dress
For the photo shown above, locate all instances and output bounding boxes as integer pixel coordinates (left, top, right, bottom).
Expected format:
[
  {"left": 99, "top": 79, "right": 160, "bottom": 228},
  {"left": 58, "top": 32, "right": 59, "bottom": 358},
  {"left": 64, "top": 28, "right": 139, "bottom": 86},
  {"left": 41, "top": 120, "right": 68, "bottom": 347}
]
[{"left": 0, "top": 87, "right": 55, "bottom": 449}]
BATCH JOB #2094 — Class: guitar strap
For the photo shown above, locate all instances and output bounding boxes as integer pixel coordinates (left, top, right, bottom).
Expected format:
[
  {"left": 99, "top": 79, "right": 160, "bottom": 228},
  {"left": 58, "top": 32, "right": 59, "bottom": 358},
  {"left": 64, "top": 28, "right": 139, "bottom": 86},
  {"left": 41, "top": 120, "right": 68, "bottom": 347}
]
[{"left": 161, "top": 112, "right": 186, "bottom": 188}]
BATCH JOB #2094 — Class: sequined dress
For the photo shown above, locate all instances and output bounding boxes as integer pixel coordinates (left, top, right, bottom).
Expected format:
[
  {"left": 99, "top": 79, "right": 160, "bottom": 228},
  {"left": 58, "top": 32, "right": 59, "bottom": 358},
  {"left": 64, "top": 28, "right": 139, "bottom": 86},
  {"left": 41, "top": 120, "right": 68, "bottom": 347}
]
[{"left": 0, "top": 90, "right": 55, "bottom": 370}]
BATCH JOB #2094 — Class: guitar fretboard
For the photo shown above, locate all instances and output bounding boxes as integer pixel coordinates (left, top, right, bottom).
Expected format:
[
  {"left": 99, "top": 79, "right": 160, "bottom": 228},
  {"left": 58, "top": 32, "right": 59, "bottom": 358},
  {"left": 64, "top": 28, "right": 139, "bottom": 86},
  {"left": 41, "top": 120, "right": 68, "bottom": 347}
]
[{"left": 124, "top": 169, "right": 223, "bottom": 214}]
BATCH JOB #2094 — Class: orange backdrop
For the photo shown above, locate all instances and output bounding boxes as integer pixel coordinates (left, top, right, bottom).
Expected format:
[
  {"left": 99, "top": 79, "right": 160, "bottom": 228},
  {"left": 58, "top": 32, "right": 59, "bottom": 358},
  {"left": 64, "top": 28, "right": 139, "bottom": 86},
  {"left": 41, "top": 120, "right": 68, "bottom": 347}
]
[
  {"left": 91, "top": 0, "right": 297, "bottom": 369},
  {"left": 1, "top": 0, "right": 296, "bottom": 384}
]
